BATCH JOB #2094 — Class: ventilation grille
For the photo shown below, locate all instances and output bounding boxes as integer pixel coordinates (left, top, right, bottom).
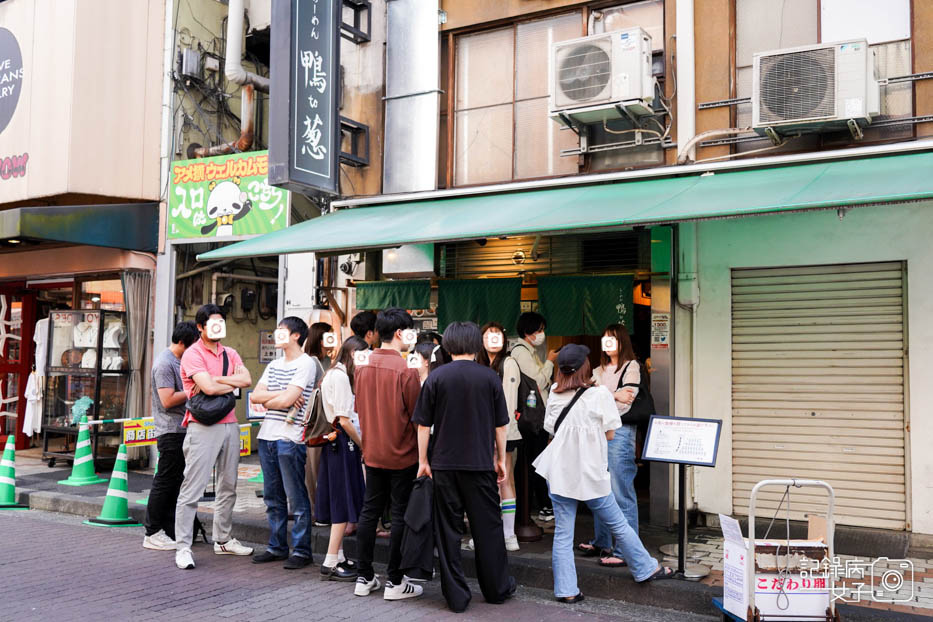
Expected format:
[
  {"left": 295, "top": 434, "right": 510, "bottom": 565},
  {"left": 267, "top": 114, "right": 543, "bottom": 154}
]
[
  {"left": 557, "top": 42, "right": 612, "bottom": 103},
  {"left": 758, "top": 48, "right": 835, "bottom": 124}
]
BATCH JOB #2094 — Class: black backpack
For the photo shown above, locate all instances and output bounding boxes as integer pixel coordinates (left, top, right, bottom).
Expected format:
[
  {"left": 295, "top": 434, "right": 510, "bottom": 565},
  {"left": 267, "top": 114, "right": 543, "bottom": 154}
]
[
  {"left": 617, "top": 360, "right": 655, "bottom": 425},
  {"left": 510, "top": 344, "right": 549, "bottom": 438}
]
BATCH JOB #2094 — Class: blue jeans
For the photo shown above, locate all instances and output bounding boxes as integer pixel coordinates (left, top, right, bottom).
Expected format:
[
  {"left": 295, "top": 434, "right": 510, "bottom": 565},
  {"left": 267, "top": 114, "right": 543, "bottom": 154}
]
[
  {"left": 591, "top": 424, "right": 639, "bottom": 558},
  {"left": 550, "top": 491, "right": 657, "bottom": 597},
  {"left": 259, "top": 439, "right": 312, "bottom": 558}
]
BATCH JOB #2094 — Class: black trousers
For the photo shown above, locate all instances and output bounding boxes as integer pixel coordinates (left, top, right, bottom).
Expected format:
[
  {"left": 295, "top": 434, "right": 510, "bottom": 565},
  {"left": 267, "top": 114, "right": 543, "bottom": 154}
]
[
  {"left": 434, "top": 470, "right": 513, "bottom": 613},
  {"left": 356, "top": 464, "right": 417, "bottom": 584},
  {"left": 144, "top": 433, "right": 186, "bottom": 538},
  {"left": 518, "top": 430, "right": 551, "bottom": 511}
]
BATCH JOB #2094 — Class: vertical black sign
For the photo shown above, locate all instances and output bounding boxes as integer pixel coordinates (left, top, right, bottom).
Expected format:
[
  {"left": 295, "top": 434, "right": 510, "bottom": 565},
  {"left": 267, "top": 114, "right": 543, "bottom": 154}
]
[{"left": 269, "top": 0, "right": 341, "bottom": 196}]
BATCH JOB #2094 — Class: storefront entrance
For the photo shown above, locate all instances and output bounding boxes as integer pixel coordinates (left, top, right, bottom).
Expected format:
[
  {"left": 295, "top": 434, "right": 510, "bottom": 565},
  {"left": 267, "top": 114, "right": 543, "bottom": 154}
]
[{"left": 0, "top": 284, "right": 36, "bottom": 450}]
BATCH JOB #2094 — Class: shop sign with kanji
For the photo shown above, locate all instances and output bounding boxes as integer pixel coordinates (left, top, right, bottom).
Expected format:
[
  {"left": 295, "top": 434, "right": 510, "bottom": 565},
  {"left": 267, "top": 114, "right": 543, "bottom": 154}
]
[
  {"left": 168, "top": 150, "right": 289, "bottom": 240},
  {"left": 268, "top": 0, "right": 341, "bottom": 196}
]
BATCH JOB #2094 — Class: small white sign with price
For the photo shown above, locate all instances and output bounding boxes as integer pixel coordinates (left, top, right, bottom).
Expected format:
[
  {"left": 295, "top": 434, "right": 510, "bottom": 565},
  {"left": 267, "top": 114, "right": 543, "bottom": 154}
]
[{"left": 642, "top": 416, "right": 721, "bottom": 467}]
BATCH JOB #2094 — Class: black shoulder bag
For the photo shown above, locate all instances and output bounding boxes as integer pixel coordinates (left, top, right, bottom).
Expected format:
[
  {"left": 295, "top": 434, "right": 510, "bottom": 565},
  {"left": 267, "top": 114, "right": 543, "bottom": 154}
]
[
  {"left": 553, "top": 387, "right": 589, "bottom": 434},
  {"left": 617, "top": 360, "right": 655, "bottom": 425},
  {"left": 186, "top": 351, "right": 237, "bottom": 425}
]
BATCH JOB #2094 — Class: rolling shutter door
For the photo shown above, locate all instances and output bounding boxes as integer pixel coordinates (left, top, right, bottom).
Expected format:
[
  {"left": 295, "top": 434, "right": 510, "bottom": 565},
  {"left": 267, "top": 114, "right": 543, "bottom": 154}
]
[{"left": 731, "top": 262, "right": 907, "bottom": 530}]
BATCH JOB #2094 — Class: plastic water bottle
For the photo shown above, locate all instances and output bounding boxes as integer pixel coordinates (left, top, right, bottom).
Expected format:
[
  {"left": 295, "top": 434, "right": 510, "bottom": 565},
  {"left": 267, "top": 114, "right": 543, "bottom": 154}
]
[{"left": 526, "top": 389, "right": 537, "bottom": 409}]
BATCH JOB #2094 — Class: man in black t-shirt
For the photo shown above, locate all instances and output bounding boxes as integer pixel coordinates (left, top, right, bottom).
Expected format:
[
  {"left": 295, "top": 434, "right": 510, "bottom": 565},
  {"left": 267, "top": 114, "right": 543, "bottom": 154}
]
[{"left": 413, "top": 322, "right": 516, "bottom": 613}]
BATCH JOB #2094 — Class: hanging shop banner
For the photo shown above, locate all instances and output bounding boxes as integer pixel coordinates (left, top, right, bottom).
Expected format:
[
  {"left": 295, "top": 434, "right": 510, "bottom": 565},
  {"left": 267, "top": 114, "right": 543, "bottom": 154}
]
[
  {"left": 268, "top": 0, "right": 341, "bottom": 196},
  {"left": 537, "top": 275, "right": 634, "bottom": 336},
  {"left": 123, "top": 419, "right": 157, "bottom": 447},
  {"left": 437, "top": 279, "right": 522, "bottom": 333},
  {"left": 240, "top": 425, "right": 251, "bottom": 457},
  {"left": 168, "top": 150, "right": 289, "bottom": 240}
]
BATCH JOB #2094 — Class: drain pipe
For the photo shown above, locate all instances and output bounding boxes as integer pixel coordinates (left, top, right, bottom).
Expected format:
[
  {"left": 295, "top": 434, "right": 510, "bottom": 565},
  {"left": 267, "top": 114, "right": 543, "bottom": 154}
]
[
  {"left": 675, "top": 0, "right": 696, "bottom": 164},
  {"left": 193, "top": 85, "right": 256, "bottom": 157},
  {"left": 225, "top": 0, "right": 270, "bottom": 92}
]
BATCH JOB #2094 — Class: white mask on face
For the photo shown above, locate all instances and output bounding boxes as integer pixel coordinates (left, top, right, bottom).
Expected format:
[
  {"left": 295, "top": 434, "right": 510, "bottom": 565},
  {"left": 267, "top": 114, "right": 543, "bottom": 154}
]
[{"left": 532, "top": 331, "right": 546, "bottom": 347}]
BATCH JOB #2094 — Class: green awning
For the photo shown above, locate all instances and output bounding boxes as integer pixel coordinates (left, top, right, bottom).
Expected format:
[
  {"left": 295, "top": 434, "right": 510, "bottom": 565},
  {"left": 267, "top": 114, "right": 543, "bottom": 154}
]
[
  {"left": 437, "top": 278, "right": 522, "bottom": 333},
  {"left": 197, "top": 150, "right": 933, "bottom": 261},
  {"left": 538, "top": 275, "right": 634, "bottom": 336},
  {"left": 356, "top": 280, "right": 431, "bottom": 310}
]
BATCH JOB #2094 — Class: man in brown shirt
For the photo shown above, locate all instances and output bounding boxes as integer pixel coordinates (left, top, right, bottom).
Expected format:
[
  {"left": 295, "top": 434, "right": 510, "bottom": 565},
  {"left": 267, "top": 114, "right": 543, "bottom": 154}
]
[{"left": 352, "top": 308, "right": 423, "bottom": 601}]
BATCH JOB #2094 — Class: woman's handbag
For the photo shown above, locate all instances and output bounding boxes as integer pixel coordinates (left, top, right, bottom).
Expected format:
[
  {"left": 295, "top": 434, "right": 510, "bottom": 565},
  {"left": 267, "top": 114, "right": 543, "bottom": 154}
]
[
  {"left": 186, "top": 351, "right": 237, "bottom": 425},
  {"left": 617, "top": 360, "right": 655, "bottom": 425}
]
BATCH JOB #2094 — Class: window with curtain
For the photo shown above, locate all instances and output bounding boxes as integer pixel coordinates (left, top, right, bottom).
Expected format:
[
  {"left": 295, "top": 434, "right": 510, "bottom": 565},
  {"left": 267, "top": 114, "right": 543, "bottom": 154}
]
[
  {"left": 735, "top": 0, "right": 913, "bottom": 153},
  {"left": 453, "top": 12, "right": 582, "bottom": 186}
]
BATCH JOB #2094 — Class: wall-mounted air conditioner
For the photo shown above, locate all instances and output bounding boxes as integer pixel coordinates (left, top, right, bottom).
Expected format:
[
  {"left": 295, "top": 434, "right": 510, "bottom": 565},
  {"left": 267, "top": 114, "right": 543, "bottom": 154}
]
[
  {"left": 549, "top": 28, "right": 655, "bottom": 127},
  {"left": 752, "top": 39, "right": 880, "bottom": 137}
]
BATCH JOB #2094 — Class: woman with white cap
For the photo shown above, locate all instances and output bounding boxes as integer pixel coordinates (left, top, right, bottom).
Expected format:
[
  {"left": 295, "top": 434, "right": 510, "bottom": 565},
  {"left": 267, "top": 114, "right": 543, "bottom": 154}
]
[{"left": 533, "top": 344, "right": 672, "bottom": 603}]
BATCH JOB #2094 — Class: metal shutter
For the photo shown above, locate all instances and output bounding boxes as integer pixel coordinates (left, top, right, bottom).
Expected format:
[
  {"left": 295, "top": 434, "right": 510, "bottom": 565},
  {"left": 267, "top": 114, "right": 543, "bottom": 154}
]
[{"left": 731, "top": 262, "right": 907, "bottom": 530}]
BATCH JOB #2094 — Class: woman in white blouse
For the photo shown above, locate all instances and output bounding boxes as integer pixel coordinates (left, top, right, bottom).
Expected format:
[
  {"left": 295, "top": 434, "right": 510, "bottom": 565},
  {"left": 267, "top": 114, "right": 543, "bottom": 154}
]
[
  {"left": 478, "top": 322, "right": 522, "bottom": 552},
  {"left": 533, "top": 345, "right": 671, "bottom": 603},
  {"left": 316, "top": 336, "right": 368, "bottom": 581},
  {"left": 580, "top": 323, "right": 640, "bottom": 567}
]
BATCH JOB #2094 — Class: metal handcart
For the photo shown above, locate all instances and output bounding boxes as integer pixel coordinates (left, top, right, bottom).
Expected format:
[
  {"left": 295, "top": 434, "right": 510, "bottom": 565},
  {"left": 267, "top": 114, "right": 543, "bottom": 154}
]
[{"left": 713, "top": 479, "right": 841, "bottom": 622}]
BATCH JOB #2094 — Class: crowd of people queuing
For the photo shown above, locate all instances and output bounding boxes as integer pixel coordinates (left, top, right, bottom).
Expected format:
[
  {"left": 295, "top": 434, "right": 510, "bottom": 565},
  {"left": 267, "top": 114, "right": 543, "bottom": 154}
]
[{"left": 142, "top": 303, "right": 670, "bottom": 613}]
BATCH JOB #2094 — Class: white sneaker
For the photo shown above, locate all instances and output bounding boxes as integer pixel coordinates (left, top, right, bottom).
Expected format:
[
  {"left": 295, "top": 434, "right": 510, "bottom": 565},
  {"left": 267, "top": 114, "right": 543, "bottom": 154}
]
[
  {"left": 461, "top": 538, "right": 474, "bottom": 551},
  {"left": 505, "top": 535, "right": 520, "bottom": 552},
  {"left": 144, "top": 530, "right": 177, "bottom": 551},
  {"left": 214, "top": 538, "right": 254, "bottom": 556},
  {"left": 354, "top": 574, "right": 382, "bottom": 596},
  {"left": 175, "top": 547, "right": 195, "bottom": 569},
  {"left": 384, "top": 579, "right": 423, "bottom": 601}
]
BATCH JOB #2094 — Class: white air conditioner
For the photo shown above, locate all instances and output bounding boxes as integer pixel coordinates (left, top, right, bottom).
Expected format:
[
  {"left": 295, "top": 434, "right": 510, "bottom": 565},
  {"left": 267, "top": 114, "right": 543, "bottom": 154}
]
[
  {"left": 752, "top": 39, "right": 880, "bottom": 136},
  {"left": 549, "top": 28, "right": 655, "bottom": 126}
]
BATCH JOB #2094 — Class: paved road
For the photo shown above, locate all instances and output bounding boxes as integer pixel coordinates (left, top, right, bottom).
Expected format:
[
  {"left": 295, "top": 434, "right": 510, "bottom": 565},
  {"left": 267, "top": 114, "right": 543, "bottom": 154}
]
[{"left": 0, "top": 510, "right": 716, "bottom": 622}]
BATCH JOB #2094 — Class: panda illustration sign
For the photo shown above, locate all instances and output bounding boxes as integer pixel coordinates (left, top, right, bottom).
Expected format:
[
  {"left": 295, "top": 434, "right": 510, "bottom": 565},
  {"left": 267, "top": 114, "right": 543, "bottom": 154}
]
[{"left": 168, "top": 150, "right": 289, "bottom": 239}]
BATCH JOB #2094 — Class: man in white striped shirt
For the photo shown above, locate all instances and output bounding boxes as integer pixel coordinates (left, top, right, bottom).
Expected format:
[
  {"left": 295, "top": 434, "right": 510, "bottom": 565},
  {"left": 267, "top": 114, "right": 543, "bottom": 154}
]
[{"left": 249, "top": 316, "right": 321, "bottom": 569}]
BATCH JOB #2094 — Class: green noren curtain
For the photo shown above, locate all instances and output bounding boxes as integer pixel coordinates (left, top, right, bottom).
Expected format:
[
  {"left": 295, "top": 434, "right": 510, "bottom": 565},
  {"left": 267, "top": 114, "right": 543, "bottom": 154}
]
[
  {"left": 355, "top": 280, "right": 431, "bottom": 311},
  {"left": 437, "top": 278, "right": 522, "bottom": 333},
  {"left": 537, "top": 275, "right": 634, "bottom": 336}
]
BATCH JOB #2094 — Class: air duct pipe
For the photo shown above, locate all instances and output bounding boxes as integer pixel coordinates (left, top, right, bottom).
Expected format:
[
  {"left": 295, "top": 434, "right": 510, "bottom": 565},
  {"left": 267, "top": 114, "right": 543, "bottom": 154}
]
[
  {"left": 675, "top": 0, "right": 696, "bottom": 163},
  {"left": 381, "top": 0, "right": 441, "bottom": 271},
  {"left": 225, "top": 0, "right": 270, "bottom": 92}
]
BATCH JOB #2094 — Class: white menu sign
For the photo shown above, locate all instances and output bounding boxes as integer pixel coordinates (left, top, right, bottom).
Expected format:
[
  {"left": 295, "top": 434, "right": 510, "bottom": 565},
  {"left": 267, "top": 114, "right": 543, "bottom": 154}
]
[{"left": 642, "top": 416, "right": 722, "bottom": 467}]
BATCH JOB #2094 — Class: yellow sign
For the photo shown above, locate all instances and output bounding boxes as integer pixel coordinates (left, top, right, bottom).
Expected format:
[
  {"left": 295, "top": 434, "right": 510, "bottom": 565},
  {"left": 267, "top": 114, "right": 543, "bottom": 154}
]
[
  {"left": 239, "top": 425, "right": 251, "bottom": 457},
  {"left": 123, "top": 419, "right": 157, "bottom": 446}
]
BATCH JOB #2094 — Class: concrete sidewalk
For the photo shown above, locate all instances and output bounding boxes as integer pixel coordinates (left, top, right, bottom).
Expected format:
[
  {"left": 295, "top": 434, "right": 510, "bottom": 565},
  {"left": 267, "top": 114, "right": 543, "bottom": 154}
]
[{"left": 7, "top": 452, "right": 932, "bottom": 621}]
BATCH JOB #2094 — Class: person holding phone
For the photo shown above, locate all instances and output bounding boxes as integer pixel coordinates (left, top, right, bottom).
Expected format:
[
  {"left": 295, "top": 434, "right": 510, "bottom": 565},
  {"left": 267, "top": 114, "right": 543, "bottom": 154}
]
[{"left": 174, "top": 304, "right": 253, "bottom": 570}]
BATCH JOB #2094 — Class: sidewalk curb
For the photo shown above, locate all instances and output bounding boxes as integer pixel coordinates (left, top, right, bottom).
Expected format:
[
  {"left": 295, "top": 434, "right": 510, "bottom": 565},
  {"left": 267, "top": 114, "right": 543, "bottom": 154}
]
[{"left": 14, "top": 487, "right": 929, "bottom": 621}]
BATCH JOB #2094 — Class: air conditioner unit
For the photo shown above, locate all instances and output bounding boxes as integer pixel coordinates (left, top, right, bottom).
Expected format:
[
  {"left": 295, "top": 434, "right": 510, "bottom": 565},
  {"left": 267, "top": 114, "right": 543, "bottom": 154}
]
[
  {"left": 752, "top": 39, "right": 880, "bottom": 137},
  {"left": 549, "top": 28, "right": 655, "bottom": 127}
]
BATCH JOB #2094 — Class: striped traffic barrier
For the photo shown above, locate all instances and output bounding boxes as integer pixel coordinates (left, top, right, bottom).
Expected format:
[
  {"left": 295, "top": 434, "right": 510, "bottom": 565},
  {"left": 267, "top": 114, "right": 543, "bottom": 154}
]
[
  {"left": 84, "top": 444, "right": 141, "bottom": 527},
  {"left": 58, "top": 416, "right": 108, "bottom": 486},
  {"left": 0, "top": 435, "right": 28, "bottom": 510}
]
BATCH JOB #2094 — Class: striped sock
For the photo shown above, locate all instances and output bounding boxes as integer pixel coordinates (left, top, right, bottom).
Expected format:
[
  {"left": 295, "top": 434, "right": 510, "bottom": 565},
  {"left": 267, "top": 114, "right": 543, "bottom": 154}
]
[{"left": 501, "top": 498, "right": 516, "bottom": 538}]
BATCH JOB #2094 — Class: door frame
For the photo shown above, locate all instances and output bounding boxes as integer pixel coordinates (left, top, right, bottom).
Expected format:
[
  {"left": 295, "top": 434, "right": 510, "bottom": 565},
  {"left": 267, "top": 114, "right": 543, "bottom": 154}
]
[{"left": 0, "top": 282, "right": 36, "bottom": 450}]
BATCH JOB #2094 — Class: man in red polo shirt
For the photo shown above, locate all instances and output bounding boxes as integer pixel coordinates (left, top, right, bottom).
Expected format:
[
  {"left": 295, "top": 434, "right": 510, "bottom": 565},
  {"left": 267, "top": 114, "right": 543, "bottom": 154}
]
[
  {"left": 352, "top": 308, "right": 423, "bottom": 600},
  {"left": 174, "top": 304, "right": 253, "bottom": 570}
]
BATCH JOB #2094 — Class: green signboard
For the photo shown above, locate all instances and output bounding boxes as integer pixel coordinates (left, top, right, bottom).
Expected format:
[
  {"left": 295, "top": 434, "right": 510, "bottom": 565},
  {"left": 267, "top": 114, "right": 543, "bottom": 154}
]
[{"left": 168, "top": 150, "right": 288, "bottom": 240}]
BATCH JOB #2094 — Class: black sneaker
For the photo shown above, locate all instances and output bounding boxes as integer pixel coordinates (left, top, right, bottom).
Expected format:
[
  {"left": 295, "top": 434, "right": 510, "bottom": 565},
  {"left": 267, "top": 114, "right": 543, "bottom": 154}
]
[
  {"left": 284, "top": 554, "right": 313, "bottom": 570},
  {"left": 252, "top": 550, "right": 288, "bottom": 564},
  {"left": 537, "top": 507, "right": 555, "bottom": 522}
]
